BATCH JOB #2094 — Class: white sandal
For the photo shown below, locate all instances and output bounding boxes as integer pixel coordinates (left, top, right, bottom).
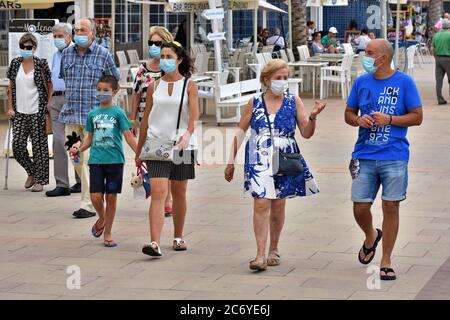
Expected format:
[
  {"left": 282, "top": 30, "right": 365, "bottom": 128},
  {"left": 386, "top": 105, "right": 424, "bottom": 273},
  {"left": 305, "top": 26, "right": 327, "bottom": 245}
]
[
  {"left": 173, "top": 238, "right": 187, "bottom": 251},
  {"left": 142, "top": 241, "right": 162, "bottom": 257}
]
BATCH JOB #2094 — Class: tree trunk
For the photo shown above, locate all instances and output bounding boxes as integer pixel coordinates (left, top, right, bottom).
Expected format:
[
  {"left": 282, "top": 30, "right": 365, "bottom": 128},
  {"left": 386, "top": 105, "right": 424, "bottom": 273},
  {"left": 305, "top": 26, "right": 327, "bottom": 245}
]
[
  {"left": 291, "top": 0, "right": 307, "bottom": 59},
  {"left": 428, "top": 0, "right": 443, "bottom": 38}
]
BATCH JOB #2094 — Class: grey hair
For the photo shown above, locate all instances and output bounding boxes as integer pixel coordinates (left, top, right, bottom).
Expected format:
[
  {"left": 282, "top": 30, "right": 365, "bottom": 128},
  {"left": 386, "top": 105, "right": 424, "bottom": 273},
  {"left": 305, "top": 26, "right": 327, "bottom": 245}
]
[
  {"left": 442, "top": 19, "right": 450, "bottom": 30},
  {"left": 77, "top": 17, "right": 97, "bottom": 34},
  {"left": 273, "top": 28, "right": 281, "bottom": 35},
  {"left": 52, "top": 22, "right": 72, "bottom": 36}
]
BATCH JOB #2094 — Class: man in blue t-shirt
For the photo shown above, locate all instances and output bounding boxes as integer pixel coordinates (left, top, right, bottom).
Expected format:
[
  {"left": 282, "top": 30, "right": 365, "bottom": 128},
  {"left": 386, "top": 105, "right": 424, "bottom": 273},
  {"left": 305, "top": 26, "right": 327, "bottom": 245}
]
[{"left": 345, "top": 39, "right": 423, "bottom": 281}]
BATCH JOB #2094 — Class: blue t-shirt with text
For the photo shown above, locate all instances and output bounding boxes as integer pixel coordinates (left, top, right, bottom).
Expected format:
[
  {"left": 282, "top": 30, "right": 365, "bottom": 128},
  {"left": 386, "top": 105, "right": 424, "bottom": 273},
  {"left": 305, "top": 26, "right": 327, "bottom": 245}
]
[
  {"left": 346, "top": 71, "right": 421, "bottom": 161},
  {"left": 85, "top": 105, "right": 131, "bottom": 165}
]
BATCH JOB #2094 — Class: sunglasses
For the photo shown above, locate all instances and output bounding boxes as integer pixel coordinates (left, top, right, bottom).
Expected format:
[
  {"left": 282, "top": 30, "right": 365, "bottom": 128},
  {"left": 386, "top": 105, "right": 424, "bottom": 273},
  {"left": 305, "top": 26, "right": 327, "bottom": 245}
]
[
  {"left": 19, "top": 44, "right": 34, "bottom": 50},
  {"left": 148, "top": 40, "right": 163, "bottom": 47}
]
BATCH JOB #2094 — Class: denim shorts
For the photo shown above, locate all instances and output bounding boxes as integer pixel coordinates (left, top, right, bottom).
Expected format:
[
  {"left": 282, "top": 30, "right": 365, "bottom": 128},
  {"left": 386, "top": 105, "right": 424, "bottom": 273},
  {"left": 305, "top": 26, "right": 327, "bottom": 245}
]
[
  {"left": 89, "top": 164, "right": 124, "bottom": 194},
  {"left": 351, "top": 159, "right": 408, "bottom": 202}
]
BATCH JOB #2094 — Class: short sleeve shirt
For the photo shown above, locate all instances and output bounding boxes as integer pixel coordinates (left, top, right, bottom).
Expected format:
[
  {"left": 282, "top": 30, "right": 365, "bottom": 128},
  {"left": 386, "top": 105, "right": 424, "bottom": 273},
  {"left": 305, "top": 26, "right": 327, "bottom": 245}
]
[
  {"left": 346, "top": 71, "right": 422, "bottom": 161},
  {"left": 85, "top": 105, "right": 131, "bottom": 165}
]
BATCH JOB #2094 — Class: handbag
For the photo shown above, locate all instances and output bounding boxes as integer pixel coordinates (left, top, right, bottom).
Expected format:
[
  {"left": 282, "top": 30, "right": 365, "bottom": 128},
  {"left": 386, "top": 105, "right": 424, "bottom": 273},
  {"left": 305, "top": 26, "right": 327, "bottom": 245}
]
[
  {"left": 41, "top": 63, "right": 52, "bottom": 135},
  {"left": 132, "top": 164, "right": 151, "bottom": 200},
  {"left": 140, "top": 77, "right": 189, "bottom": 161},
  {"left": 261, "top": 94, "right": 304, "bottom": 176}
]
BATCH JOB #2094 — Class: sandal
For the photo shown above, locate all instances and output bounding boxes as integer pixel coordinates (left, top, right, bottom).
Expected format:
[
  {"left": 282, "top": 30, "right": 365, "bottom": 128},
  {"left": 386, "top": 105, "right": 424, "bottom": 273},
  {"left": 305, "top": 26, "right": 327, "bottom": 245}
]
[
  {"left": 91, "top": 219, "right": 105, "bottom": 238},
  {"left": 267, "top": 251, "right": 281, "bottom": 266},
  {"left": 173, "top": 238, "right": 187, "bottom": 251},
  {"left": 103, "top": 239, "right": 117, "bottom": 247},
  {"left": 249, "top": 257, "right": 267, "bottom": 271},
  {"left": 164, "top": 206, "right": 173, "bottom": 217},
  {"left": 142, "top": 241, "right": 162, "bottom": 257},
  {"left": 380, "top": 267, "right": 397, "bottom": 281},
  {"left": 358, "top": 228, "right": 382, "bottom": 265}
]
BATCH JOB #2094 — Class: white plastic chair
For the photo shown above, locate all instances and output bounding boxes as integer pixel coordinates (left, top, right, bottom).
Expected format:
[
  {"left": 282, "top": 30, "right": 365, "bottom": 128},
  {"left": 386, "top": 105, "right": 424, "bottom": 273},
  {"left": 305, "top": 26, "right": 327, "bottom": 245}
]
[
  {"left": 116, "top": 51, "right": 129, "bottom": 68},
  {"left": 343, "top": 43, "right": 354, "bottom": 55},
  {"left": 406, "top": 44, "right": 418, "bottom": 78},
  {"left": 262, "top": 52, "right": 273, "bottom": 64},
  {"left": 297, "top": 45, "right": 310, "bottom": 61},
  {"left": 127, "top": 50, "right": 140, "bottom": 66},
  {"left": 286, "top": 49, "right": 296, "bottom": 62},
  {"left": 279, "top": 50, "right": 289, "bottom": 62},
  {"left": 320, "top": 54, "right": 354, "bottom": 100}
]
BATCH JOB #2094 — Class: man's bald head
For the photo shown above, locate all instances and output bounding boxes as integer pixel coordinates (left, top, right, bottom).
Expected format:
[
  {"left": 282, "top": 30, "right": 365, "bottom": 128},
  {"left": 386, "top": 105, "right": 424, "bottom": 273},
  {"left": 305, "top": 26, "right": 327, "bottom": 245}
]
[{"left": 366, "top": 38, "right": 394, "bottom": 68}]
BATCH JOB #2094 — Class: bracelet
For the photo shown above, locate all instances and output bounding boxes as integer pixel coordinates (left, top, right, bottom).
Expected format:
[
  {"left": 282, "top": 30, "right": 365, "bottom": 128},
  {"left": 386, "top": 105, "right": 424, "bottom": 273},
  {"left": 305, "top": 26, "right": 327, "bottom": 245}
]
[
  {"left": 309, "top": 115, "right": 317, "bottom": 122},
  {"left": 389, "top": 114, "right": 392, "bottom": 125}
]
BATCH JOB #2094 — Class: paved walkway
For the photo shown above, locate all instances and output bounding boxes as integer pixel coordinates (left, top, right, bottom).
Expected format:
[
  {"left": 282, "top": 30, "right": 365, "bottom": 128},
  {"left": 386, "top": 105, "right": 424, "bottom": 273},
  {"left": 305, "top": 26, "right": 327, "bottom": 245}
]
[{"left": 0, "top": 63, "right": 450, "bottom": 300}]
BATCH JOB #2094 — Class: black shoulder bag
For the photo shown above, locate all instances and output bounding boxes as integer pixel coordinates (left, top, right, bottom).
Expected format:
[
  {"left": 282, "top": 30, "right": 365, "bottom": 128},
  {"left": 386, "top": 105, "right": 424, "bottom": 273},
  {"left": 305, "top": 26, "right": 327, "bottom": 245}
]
[{"left": 261, "top": 94, "right": 304, "bottom": 176}]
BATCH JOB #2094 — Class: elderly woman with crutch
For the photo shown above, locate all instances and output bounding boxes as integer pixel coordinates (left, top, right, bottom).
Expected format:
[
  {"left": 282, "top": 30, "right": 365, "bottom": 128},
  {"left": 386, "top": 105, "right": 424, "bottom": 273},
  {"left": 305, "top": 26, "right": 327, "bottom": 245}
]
[{"left": 6, "top": 33, "right": 52, "bottom": 192}]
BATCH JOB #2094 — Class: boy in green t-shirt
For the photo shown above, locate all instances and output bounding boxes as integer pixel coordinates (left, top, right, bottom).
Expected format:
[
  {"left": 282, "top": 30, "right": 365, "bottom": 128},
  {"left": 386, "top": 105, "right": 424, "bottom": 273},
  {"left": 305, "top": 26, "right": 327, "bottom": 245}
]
[{"left": 71, "top": 75, "right": 137, "bottom": 247}]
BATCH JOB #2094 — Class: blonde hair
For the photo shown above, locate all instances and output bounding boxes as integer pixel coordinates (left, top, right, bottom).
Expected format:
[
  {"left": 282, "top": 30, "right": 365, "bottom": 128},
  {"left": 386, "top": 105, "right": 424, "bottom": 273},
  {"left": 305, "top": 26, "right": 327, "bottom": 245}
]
[
  {"left": 148, "top": 26, "right": 174, "bottom": 43},
  {"left": 260, "top": 59, "right": 288, "bottom": 87}
]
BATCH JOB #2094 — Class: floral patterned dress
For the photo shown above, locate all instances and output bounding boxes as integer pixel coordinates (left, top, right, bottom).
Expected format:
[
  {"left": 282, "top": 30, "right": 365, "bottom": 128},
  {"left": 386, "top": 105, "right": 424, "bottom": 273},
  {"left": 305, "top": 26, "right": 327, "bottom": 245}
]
[
  {"left": 244, "top": 93, "right": 319, "bottom": 199},
  {"left": 132, "top": 62, "right": 161, "bottom": 122}
]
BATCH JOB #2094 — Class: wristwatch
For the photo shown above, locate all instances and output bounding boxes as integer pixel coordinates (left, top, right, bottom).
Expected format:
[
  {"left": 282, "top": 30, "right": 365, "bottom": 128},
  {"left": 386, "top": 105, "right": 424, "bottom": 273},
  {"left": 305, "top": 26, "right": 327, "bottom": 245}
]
[{"left": 309, "top": 115, "right": 317, "bottom": 122}]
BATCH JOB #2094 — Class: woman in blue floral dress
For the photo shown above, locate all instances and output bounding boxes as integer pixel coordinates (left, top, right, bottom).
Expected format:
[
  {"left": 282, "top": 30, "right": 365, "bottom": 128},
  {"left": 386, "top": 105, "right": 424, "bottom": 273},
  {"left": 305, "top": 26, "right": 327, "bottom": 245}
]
[{"left": 225, "top": 59, "right": 326, "bottom": 271}]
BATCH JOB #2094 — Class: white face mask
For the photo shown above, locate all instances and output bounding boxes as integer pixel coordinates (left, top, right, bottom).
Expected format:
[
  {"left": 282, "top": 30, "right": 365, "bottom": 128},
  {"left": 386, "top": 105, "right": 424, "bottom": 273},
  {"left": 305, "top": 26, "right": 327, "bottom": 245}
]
[{"left": 270, "top": 80, "right": 288, "bottom": 96}]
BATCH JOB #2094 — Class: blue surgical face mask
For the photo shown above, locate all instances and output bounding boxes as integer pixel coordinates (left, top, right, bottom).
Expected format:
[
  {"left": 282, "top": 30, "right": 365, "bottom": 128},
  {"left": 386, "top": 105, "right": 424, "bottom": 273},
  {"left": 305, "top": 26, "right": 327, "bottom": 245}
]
[
  {"left": 74, "top": 35, "right": 89, "bottom": 47},
  {"left": 149, "top": 45, "right": 161, "bottom": 58},
  {"left": 270, "top": 79, "right": 288, "bottom": 96},
  {"left": 160, "top": 59, "right": 177, "bottom": 74},
  {"left": 54, "top": 38, "right": 67, "bottom": 50},
  {"left": 362, "top": 55, "right": 382, "bottom": 74},
  {"left": 96, "top": 91, "right": 113, "bottom": 104},
  {"left": 20, "top": 50, "right": 33, "bottom": 59}
]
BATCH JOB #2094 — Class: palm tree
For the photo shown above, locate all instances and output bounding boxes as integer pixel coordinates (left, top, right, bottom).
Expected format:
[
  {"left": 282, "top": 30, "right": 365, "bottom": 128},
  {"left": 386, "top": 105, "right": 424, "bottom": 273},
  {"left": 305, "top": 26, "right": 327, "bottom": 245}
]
[
  {"left": 291, "top": 0, "right": 307, "bottom": 59},
  {"left": 428, "top": 0, "right": 443, "bottom": 38}
]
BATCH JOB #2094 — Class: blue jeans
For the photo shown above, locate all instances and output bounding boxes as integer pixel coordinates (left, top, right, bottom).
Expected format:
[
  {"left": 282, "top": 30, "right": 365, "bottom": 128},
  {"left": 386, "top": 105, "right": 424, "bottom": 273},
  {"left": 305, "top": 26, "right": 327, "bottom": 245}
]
[{"left": 351, "top": 160, "right": 408, "bottom": 203}]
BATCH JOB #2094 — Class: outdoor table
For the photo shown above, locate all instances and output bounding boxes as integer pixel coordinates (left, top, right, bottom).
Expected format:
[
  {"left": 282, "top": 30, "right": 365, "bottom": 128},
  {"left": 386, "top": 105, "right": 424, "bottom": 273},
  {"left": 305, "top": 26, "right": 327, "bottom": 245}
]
[
  {"left": 307, "top": 55, "right": 344, "bottom": 64},
  {"left": 287, "top": 61, "right": 328, "bottom": 99},
  {"left": 191, "top": 75, "right": 212, "bottom": 83}
]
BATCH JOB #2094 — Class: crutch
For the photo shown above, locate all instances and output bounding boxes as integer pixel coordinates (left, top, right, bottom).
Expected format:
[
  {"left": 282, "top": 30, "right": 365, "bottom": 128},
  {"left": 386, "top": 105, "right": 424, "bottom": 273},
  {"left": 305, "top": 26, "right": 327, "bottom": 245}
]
[{"left": 3, "top": 119, "right": 11, "bottom": 190}]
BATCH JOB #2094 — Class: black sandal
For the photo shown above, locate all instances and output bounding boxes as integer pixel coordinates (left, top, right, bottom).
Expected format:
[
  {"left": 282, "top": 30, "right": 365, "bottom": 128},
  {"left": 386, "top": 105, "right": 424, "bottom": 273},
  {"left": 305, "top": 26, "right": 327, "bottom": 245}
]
[
  {"left": 380, "top": 267, "right": 397, "bottom": 281},
  {"left": 358, "top": 228, "right": 383, "bottom": 265}
]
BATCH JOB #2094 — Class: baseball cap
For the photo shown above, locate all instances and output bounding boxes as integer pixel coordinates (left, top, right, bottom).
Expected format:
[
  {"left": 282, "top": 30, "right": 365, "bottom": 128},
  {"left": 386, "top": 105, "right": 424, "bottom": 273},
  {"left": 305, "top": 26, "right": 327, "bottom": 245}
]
[{"left": 329, "top": 27, "right": 338, "bottom": 34}]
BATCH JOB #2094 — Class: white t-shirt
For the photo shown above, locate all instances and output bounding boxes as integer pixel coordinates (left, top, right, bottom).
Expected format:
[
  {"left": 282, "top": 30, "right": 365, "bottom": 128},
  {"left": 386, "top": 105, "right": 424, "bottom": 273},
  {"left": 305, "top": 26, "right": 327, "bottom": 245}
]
[
  {"left": 356, "top": 35, "right": 371, "bottom": 50},
  {"left": 147, "top": 78, "right": 197, "bottom": 149},
  {"left": 16, "top": 65, "right": 39, "bottom": 114},
  {"left": 266, "top": 35, "right": 285, "bottom": 48}
]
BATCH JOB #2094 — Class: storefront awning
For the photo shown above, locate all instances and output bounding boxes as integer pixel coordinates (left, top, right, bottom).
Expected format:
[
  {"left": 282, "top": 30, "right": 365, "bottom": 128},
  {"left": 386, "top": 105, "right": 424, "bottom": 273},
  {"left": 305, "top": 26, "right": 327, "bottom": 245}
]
[
  {"left": 306, "top": 0, "right": 348, "bottom": 6},
  {"left": 0, "top": 0, "right": 73, "bottom": 10}
]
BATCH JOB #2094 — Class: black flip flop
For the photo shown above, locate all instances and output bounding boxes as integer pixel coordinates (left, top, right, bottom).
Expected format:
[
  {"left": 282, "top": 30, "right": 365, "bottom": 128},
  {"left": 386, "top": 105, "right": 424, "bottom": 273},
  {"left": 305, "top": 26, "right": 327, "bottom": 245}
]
[
  {"left": 358, "top": 228, "right": 383, "bottom": 265},
  {"left": 380, "top": 267, "right": 397, "bottom": 281}
]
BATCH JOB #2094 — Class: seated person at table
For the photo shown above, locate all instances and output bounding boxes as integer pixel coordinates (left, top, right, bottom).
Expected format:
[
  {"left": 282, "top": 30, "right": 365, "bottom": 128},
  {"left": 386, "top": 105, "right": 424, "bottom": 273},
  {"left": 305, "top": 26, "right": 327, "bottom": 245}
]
[
  {"left": 267, "top": 28, "right": 285, "bottom": 51},
  {"left": 321, "top": 27, "right": 339, "bottom": 54},
  {"left": 355, "top": 29, "right": 371, "bottom": 53},
  {"left": 311, "top": 32, "right": 325, "bottom": 56}
]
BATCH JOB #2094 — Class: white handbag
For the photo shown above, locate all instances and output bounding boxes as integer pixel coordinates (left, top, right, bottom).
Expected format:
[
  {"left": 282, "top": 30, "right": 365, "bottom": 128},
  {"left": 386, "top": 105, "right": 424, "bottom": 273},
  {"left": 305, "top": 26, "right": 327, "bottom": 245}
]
[{"left": 139, "top": 77, "right": 188, "bottom": 161}]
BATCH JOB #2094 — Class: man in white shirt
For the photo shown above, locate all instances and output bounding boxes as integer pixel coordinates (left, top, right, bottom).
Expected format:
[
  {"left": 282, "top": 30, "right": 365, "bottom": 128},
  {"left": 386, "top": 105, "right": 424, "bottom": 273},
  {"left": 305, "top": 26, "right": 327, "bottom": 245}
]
[
  {"left": 266, "top": 28, "right": 285, "bottom": 49},
  {"left": 355, "top": 29, "right": 371, "bottom": 53}
]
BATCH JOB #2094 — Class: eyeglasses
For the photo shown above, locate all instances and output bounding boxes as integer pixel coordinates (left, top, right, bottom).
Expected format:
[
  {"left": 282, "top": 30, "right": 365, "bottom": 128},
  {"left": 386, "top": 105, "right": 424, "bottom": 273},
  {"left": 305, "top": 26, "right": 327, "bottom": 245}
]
[
  {"left": 148, "top": 40, "right": 163, "bottom": 47},
  {"left": 19, "top": 44, "right": 34, "bottom": 50}
]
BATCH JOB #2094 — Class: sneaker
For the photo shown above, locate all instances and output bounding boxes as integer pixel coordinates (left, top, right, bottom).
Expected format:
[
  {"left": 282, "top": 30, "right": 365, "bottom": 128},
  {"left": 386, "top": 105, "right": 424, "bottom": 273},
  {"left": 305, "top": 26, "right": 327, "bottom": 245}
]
[
  {"left": 24, "top": 176, "right": 35, "bottom": 189},
  {"left": 45, "top": 187, "right": 71, "bottom": 197},
  {"left": 142, "top": 241, "right": 162, "bottom": 257},
  {"left": 31, "top": 184, "right": 43, "bottom": 192},
  {"left": 70, "top": 183, "right": 81, "bottom": 193}
]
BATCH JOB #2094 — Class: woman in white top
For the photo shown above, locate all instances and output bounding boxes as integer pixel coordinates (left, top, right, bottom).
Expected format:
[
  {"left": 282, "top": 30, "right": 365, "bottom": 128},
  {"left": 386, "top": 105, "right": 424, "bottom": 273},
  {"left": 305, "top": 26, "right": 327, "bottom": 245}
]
[
  {"left": 311, "top": 32, "right": 325, "bottom": 56},
  {"left": 355, "top": 29, "right": 371, "bottom": 53},
  {"left": 6, "top": 33, "right": 52, "bottom": 192},
  {"left": 131, "top": 26, "right": 175, "bottom": 218},
  {"left": 136, "top": 41, "right": 199, "bottom": 257}
]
